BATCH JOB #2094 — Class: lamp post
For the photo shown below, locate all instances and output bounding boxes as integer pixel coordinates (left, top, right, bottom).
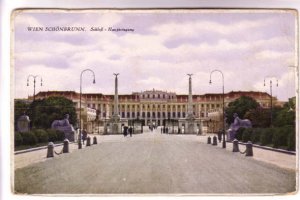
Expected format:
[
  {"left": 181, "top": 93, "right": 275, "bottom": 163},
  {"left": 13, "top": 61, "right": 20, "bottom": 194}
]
[
  {"left": 264, "top": 76, "right": 278, "bottom": 127},
  {"left": 209, "top": 69, "right": 226, "bottom": 148},
  {"left": 79, "top": 69, "right": 96, "bottom": 149},
  {"left": 27, "top": 75, "right": 43, "bottom": 101}
]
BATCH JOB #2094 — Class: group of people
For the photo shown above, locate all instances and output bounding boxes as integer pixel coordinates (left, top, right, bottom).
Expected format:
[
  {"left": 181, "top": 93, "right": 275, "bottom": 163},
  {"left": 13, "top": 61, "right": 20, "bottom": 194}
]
[
  {"left": 123, "top": 126, "right": 133, "bottom": 137},
  {"left": 160, "top": 127, "right": 170, "bottom": 134}
]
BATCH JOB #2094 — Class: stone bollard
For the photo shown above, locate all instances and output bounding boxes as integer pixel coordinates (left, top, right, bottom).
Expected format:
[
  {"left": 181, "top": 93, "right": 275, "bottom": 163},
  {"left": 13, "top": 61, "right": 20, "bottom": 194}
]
[
  {"left": 212, "top": 136, "right": 218, "bottom": 145},
  {"left": 47, "top": 142, "right": 54, "bottom": 158},
  {"left": 86, "top": 136, "right": 91, "bottom": 147},
  {"left": 232, "top": 139, "right": 239, "bottom": 152},
  {"left": 245, "top": 141, "right": 253, "bottom": 157},
  {"left": 63, "top": 139, "right": 69, "bottom": 153},
  {"left": 207, "top": 136, "right": 211, "bottom": 144},
  {"left": 93, "top": 136, "right": 97, "bottom": 145}
]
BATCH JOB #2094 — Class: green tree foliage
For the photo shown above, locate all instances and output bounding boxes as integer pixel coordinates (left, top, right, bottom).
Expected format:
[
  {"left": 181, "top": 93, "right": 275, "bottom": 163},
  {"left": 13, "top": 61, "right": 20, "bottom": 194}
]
[
  {"left": 235, "top": 127, "right": 245, "bottom": 141},
  {"left": 33, "top": 129, "right": 49, "bottom": 143},
  {"left": 15, "top": 132, "right": 23, "bottom": 146},
  {"left": 20, "top": 131, "right": 38, "bottom": 145},
  {"left": 225, "top": 96, "right": 260, "bottom": 124},
  {"left": 27, "top": 96, "right": 77, "bottom": 129},
  {"left": 242, "top": 128, "right": 253, "bottom": 143},
  {"left": 244, "top": 108, "right": 270, "bottom": 128},
  {"left": 273, "top": 97, "right": 295, "bottom": 127}
]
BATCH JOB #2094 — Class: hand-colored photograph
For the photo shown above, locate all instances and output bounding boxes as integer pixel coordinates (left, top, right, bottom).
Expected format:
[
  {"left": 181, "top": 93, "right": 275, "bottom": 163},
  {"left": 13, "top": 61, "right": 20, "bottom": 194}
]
[{"left": 12, "top": 9, "right": 298, "bottom": 195}]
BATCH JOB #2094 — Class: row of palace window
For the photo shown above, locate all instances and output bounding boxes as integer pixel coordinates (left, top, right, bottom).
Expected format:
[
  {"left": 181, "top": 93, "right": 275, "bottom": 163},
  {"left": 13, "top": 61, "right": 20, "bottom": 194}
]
[
  {"left": 87, "top": 103, "right": 221, "bottom": 110},
  {"left": 101, "top": 111, "right": 208, "bottom": 118},
  {"left": 141, "top": 93, "right": 175, "bottom": 99},
  {"left": 109, "top": 112, "right": 192, "bottom": 118}
]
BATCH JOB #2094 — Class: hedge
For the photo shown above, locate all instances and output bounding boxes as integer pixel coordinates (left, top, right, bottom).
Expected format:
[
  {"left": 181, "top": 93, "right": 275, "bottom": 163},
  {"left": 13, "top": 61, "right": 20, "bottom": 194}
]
[
  {"left": 15, "top": 132, "right": 23, "bottom": 147},
  {"left": 33, "top": 129, "right": 49, "bottom": 143},
  {"left": 242, "top": 128, "right": 253, "bottom": 143},
  {"left": 259, "top": 128, "right": 274, "bottom": 146},
  {"left": 15, "top": 129, "right": 66, "bottom": 147},
  {"left": 20, "top": 131, "right": 38, "bottom": 145},
  {"left": 235, "top": 127, "right": 246, "bottom": 141},
  {"left": 272, "top": 127, "right": 287, "bottom": 148},
  {"left": 234, "top": 126, "right": 295, "bottom": 151}
]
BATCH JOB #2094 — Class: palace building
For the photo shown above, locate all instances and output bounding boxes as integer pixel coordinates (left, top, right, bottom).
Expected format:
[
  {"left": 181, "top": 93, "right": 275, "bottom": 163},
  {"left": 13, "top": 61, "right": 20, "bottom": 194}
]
[{"left": 31, "top": 90, "right": 278, "bottom": 134}]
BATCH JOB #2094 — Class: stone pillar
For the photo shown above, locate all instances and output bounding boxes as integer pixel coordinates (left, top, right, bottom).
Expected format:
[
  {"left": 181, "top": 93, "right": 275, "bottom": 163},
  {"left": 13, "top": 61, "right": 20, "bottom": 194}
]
[
  {"left": 187, "top": 74, "right": 194, "bottom": 118},
  {"left": 113, "top": 73, "right": 119, "bottom": 117}
]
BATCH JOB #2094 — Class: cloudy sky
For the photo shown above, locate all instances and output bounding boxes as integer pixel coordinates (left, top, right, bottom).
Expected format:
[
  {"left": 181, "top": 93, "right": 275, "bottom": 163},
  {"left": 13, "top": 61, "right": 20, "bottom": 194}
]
[{"left": 13, "top": 9, "right": 297, "bottom": 101}]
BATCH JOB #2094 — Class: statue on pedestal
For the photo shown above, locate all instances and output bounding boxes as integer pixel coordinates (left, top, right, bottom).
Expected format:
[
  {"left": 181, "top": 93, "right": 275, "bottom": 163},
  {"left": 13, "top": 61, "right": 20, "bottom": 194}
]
[
  {"left": 227, "top": 113, "right": 252, "bottom": 141},
  {"left": 51, "top": 114, "right": 75, "bottom": 141}
]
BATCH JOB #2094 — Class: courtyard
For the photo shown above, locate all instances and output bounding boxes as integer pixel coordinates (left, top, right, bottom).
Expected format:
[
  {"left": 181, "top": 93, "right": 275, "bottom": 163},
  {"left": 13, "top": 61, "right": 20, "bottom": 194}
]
[{"left": 14, "top": 128, "right": 296, "bottom": 194}]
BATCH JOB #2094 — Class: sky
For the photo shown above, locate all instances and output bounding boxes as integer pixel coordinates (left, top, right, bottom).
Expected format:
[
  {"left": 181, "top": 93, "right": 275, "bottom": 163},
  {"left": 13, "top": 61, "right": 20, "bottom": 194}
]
[{"left": 13, "top": 9, "right": 297, "bottom": 101}]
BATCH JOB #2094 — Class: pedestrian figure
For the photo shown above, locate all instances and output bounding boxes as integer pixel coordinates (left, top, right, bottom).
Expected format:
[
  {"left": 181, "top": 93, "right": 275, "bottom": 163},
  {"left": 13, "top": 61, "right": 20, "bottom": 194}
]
[
  {"left": 123, "top": 126, "right": 128, "bottom": 137},
  {"left": 166, "top": 127, "right": 169, "bottom": 134},
  {"left": 129, "top": 127, "right": 133, "bottom": 137},
  {"left": 218, "top": 130, "right": 222, "bottom": 142},
  {"left": 82, "top": 129, "right": 88, "bottom": 144},
  {"left": 161, "top": 127, "right": 163, "bottom": 134}
]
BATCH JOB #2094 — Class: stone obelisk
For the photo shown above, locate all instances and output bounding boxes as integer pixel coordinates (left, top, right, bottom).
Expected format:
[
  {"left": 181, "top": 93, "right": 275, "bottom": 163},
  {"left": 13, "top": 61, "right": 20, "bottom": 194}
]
[
  {"left": 187, "top": 74, "right": 194, "bottom": 119},
  {"left": 110, "top": 73, "right": 121, "bottom": 134},
  {"left": 113, "top": 73, "right": 120, "bottom": 118}
]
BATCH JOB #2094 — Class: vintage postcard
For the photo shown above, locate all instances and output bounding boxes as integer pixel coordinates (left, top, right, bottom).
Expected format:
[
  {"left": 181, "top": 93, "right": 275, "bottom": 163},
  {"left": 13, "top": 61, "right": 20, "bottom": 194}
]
[{"left": 12, "top": 9, "right": 298, "bottom": 195}]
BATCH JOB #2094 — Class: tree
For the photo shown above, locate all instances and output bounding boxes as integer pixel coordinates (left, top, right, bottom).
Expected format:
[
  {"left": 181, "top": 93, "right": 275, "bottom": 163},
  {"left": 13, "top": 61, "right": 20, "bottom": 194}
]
[
  {"left": 244, "top": 108, "right": 270, "bottom": 128},
  {"left": 27, "top": 96, "right": 77, "bottom": 129},
  {"left": 225, "top": 96, "right": 260, "bottom": 124},
  {"left": 273, "top": 97, "right": 296, "bottom": 127}
]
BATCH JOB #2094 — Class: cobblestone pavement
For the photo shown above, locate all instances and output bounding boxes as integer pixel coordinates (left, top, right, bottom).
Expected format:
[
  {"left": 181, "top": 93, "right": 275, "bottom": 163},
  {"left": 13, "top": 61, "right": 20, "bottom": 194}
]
[{"left": 14, "top": 129, "right": 297, "bottom": 194}]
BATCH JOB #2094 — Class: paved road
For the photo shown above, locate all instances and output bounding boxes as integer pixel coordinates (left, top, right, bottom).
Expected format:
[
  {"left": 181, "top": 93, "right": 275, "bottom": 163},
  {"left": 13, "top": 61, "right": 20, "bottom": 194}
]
[{"left": 14, "top": 129, "right": 296, "bottom": 194}]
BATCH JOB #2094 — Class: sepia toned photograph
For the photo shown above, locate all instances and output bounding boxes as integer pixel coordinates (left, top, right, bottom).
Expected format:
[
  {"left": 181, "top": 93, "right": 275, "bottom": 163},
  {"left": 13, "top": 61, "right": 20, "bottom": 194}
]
[{"left": 12, "top": 9, "right": 298, "bottom": 195}]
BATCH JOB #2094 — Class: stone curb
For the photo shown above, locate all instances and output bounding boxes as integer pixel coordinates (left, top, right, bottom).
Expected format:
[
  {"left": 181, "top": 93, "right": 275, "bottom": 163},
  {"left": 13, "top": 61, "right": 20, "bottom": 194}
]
[
  {"left": 14, "top": 142, "right": 76, "bottom": 155},
  {"left": 227, "top": 141, "right": 296, "bottom": 155}
]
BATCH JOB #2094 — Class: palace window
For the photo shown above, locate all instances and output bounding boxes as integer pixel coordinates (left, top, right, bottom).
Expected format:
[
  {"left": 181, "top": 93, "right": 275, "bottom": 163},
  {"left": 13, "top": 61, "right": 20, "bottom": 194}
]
[
  {"left": 163, "top": 112, "right": 166, "bottom": 118},
  {"left": 183, "top": 112, "right": 186, "bottom": 118},
  {"left": 142, "top": 112, "right": 145, "bottom": 118},
  {"left": 127, "top": 112, "right": 130, "bottom": 118},
  {"left": 122, "top": 112, "right": 125, "bottom": 118},
  {"left": 132, "top": 112, "right": 135, "bottom": 118},
  {"left": 177, "top": 112, "right": 181, "bottom": 118},
  {"left": 147, "top": 112, "right": 150, "bottom": 118},
  {"left": 163, "top": 94, "right": 165, "bottom": 98},
  {"left": 158, "top": 94, "right": 160, "bottom": 98},
  {"left": 152, "top": 112, "right": 156, "bottom": 118},
  {"left": 172, "top": 112, "right": 176, "bottom": 118}
]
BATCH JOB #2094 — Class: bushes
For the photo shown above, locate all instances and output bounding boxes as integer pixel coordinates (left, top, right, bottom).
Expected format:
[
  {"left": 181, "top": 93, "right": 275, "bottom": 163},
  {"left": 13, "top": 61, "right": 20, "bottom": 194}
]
[
  {"left": 272, "top": 127, "right": 287, "bottom": 148},
  {"left": 242, "top": 128, "right": 253, "bottom": 143},
  {"left": 33, "top": 129, "right": 48, "bottom": 143},
  {"left": 234, "top": 126, "right": 295, "bottom": 151},
  {"left": 15, "top": 132, "right": 23, "bottom": 147},
  {"left": 47, "top": 129, "right": 58, "bottom": 142},
  {"left": 287, "top": 126, "right": 295, "bottom": 151},
  {"left": 20, "top": 131, "right": 38, "bottom": 145},
  {"left": 235, "top": 127, "right": 245, "bottom": 141},
  {"left": 251, "top": 128, "right": 261, "bottom": 144},
  {"left": 15, "top": 129, "right": 66, "bottom": 147},
  {"left": 259, "top": 128, "right": 274, "bottom": 146}
]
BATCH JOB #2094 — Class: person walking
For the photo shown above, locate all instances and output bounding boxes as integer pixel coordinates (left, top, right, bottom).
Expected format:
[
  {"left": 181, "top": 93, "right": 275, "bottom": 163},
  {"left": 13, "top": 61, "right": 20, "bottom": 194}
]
[
  {"left": 129, "top": 127, "right": 133, "bottom": 137},
  {"left": 82, "top": 129, "right": 88, "bottom": 144}
]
